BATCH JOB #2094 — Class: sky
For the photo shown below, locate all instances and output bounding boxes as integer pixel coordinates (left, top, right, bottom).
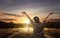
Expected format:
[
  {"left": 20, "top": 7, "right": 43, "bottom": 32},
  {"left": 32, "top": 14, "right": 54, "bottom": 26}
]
[{"left": 0, "top": 0, "right": 60, "bottom": 23}]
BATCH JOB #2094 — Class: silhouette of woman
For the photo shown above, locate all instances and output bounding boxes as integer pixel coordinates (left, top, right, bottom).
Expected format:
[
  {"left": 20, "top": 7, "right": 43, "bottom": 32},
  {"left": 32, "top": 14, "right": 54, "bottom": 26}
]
[{"left": 22, "top": 12, "right": 53, "bottom": 38}]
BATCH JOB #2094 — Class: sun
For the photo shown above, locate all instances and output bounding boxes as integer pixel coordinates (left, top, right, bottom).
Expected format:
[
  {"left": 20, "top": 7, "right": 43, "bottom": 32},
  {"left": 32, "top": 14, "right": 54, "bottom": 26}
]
[{"left": 23, "top": 19, "right": 30, "bottom": 23}]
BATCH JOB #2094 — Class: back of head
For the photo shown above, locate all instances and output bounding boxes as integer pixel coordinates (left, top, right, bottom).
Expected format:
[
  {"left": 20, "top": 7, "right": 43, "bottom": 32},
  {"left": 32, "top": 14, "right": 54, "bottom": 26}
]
[{"left": 33, "top": 16, "right": 40, "bottom": 23}]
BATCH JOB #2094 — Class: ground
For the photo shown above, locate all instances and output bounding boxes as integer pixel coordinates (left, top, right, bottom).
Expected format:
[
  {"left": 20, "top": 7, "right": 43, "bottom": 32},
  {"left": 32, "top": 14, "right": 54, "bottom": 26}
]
[{"left": 0, "top": 28, "right": 60, "bottom": 38}]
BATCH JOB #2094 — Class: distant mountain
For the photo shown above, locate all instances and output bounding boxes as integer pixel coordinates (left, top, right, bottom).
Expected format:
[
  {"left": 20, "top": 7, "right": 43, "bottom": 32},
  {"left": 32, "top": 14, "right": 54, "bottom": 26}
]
[
  {"left": 0, "top": 21, "right": 23, "bottom": 28},
  {"left": 0, "top": 21, "right": 14, "bottom": 28}
]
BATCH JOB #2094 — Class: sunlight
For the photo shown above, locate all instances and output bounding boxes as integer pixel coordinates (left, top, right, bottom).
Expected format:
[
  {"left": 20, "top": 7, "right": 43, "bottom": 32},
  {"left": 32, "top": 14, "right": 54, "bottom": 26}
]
[
  {"left": 16, "top": 17, "right": 31, "bottom": 23},
  {"left": 18, "top": 27, "right": 33, "bottom": 33},
  {"left": 23, "top": 19, "right": 30, "bottom": 23}
]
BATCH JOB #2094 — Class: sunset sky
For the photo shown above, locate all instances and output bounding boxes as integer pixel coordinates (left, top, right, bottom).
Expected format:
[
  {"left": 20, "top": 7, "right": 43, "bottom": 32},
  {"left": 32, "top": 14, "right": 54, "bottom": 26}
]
[{"left": 0, "top": 0, "right": 60, "bottom": 23}]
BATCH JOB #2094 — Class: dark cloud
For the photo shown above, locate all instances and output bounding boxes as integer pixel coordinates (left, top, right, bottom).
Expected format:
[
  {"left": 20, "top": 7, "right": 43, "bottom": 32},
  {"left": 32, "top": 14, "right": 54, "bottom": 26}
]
[
  {"left": 0, "top": 18, "right": 16, "bottom": 21},
  {"left": 6, "top": 0, "right": 13, "bottom": 4},
  {"left": 0, "top": 0, "right": 60, "bottom": 13},
  {"left": 0, "top": 12, "right": 24, "bottom": 17}
]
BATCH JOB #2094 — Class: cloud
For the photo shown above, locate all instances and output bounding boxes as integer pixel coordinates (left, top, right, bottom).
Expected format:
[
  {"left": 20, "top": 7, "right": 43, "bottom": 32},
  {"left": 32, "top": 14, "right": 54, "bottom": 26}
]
[
  {"left": 6, "top": 0, "right": 13, "bottom": 4},
  {"left": 0, "top": 12, "right": 24, "bottom": 17},
  {"left": 0, "top": 18, "right": 16, "bottom": 21}
]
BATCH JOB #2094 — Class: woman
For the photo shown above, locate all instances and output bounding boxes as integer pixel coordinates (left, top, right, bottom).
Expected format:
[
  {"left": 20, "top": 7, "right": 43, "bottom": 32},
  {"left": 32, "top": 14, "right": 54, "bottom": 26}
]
[{"left": 22, "top": 12, "right": 53, "bottom": 38}]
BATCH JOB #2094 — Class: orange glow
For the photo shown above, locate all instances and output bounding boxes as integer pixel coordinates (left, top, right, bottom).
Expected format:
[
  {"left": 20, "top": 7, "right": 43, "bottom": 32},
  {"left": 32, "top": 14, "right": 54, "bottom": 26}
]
[
  {"left": 15, "top": 16, "right": 31, "bottom": 23},
  {"left": 18, "top": 27, "right": 33, "bottom": 33},
  {"left": 23, "top": 19, "right": 30, "bottom": 23}
]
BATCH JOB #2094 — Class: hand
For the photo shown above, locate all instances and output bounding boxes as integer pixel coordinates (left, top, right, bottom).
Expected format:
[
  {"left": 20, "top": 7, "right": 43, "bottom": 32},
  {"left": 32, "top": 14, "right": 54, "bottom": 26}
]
[
  {"left": 22, "top": 11, "right": 32, "bottom": 21},
  {"left": 22, "top": 12, "right": 26, "bottom": 14},
  {"left": 49, "top": 13, "right": 54, "bottom": 15}
]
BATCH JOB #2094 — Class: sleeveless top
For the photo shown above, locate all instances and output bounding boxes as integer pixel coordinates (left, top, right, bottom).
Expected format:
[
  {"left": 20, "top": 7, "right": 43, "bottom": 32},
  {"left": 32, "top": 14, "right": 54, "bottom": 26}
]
[{"left": 30, "top": 20, "right": 46, "bottom": 38}]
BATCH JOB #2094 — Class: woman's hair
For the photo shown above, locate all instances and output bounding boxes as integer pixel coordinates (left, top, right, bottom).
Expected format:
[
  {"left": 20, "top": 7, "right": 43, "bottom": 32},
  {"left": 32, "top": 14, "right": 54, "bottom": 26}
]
[{"left": 33, "top": 16, "right": 40, "bottom": 23}]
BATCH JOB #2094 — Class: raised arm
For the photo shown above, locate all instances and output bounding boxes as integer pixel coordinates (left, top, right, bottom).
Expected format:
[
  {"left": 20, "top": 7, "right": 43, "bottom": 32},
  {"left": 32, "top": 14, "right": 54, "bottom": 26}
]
[
  {"left": 42, "top": 13, "right": 54, "bottom": 24},
  {"left": 45, "top": 13, "right": 54, "bottom": 20},
  {"left": 22, "top": 12, "right": 34, "bottom": 24}
]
